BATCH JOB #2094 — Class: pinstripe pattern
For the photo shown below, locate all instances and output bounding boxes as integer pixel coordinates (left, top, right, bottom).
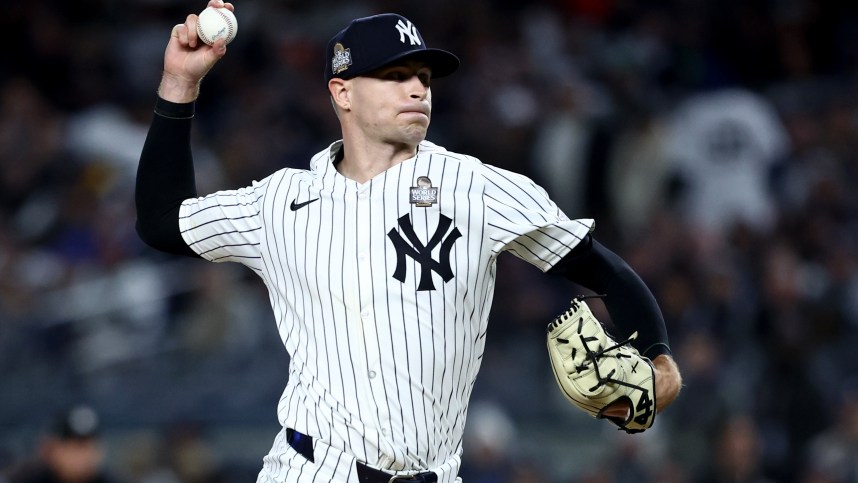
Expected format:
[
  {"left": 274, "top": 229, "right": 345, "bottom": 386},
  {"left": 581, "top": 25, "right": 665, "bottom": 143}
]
[{"left": 178, "top": 140, "right": 594, "bottom": 482}]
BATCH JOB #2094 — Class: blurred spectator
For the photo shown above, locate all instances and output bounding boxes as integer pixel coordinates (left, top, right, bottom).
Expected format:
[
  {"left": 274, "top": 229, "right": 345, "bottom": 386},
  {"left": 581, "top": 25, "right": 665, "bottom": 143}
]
[
  {"left": 801, "top": 384, "right": 858, "bottom": 483},
  {"left": 667, "top": 329, "right": 730, "bottom": 475},
  {"left": 5, "top": 405, "right": 121, "bottom": 483},
  {"left": 159, "top": 423, "right": 220, "bottom": 483},
  {"left": 662, "top": 88, "right": 790, "bottom": 241},
  {"left": 459, "top": 401, "right": 552, "bottom": 483},
  {"left": 459, "top": 401, "right": 518, "bottom": 483},
  {"left": 531, "top": 76, "right": 605, "bottom": 218},
  {"left": 606, "top": 107, "right": 671, "bottom": 239},
  {"left": 696, "top": 415, "right": 775, "bottom": 483}
]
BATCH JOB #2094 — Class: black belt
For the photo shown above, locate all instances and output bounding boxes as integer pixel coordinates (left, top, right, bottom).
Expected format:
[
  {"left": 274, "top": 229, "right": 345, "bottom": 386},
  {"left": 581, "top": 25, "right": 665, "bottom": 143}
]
[{"left": 286, "top": 428, "right": 438, "bottom": 483}]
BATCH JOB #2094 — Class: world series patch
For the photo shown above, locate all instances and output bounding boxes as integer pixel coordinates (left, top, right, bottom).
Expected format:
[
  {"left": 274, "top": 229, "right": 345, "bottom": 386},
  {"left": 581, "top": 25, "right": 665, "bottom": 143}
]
[
  {"left": 410, "top": 176, "right": 438, "bottom": 207},
  {"left": 332, "top": 43, "right": 352, "bottom": 75}
]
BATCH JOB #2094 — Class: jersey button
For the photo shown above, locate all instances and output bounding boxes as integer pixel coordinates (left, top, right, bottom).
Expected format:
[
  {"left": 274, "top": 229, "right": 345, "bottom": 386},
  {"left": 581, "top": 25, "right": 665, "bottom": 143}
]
[
  {"left": 361, "top": 310, "right": 371, "bottom": 319},
  {"left": 358, "top": 192, "right": 368, "bottom": 200},
  {"left": 369, "top": 371, "right": 377, "bottom": 379}
]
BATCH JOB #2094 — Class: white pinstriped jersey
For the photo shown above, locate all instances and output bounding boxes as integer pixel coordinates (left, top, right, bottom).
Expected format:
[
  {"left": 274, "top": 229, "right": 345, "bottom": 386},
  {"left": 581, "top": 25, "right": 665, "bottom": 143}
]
[{"left": 178, "top": 140, "right": 594, "bottom": 482}]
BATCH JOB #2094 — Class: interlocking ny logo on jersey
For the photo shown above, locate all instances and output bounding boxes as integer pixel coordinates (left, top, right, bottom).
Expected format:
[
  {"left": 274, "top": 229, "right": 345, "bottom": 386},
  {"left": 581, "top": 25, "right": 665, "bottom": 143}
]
[
  {"left": 395, "top": 19, "right": 421, "bottom": 46},
  {"left": 387, "top": 214, "right": 461, "bottom": 291}
]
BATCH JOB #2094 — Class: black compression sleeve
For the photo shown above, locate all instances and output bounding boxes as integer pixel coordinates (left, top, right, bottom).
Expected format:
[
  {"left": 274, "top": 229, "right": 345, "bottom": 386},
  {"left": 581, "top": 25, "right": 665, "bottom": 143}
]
[
  {"left": 549, "top": 235, "right": 671, "bottom": 359},
  {"left": 135, "top": 97, "right": 199, "bottom": 257}
]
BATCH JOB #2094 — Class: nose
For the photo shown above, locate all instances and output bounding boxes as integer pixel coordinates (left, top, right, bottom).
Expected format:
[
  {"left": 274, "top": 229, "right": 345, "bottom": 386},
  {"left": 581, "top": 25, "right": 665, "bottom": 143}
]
[{"left": 407, "top": 76, "right": 429, "bottom": 100}]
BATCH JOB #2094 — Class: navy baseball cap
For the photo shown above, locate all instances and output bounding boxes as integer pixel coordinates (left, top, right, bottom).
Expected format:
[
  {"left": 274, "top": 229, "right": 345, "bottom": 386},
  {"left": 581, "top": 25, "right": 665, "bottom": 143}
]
[
  {"left": 51, "top": 405, "right": 101, "bottom": 440},
  {"left": 324, "top": 13, "right": 460, "bottom": 84}
]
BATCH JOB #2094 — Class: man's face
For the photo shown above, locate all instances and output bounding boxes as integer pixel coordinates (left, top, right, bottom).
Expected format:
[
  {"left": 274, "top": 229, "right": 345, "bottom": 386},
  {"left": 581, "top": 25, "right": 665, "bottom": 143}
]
[
  {"left": 347, "top": 60, "right": 433, "bottom": 147},
  {"left": 42, "top": 437, "right": 104, "bottom": 482}
]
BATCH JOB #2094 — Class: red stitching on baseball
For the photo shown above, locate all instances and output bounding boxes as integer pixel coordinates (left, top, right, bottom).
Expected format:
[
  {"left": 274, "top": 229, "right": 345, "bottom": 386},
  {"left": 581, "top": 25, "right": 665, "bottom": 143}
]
[
  {"left": 215, "top": 9, "right": 235, "bottom": 42},
  {"left": 197, "top": 8, "right": 235, "bottom": 45}
]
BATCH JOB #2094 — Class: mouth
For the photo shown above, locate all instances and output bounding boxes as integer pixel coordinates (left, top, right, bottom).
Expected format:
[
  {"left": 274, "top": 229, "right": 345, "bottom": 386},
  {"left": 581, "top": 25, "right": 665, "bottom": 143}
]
[
  {"left": 400, "top": 110, "right": 430, "bottom": 121},
  {"left": 401, "top": 105, "right": 430, "bottom": 118}
]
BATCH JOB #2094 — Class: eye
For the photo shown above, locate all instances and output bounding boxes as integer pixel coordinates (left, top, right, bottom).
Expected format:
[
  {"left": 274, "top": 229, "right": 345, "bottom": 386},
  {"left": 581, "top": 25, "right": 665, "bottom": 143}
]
[
  {"left": 418, "top": 72, "right": 431, "bottom": 87},
  {"left": 384, "top": 70, "right": 408, "bottom": 81},
  {"left": 378, "top": 67, "right": 431, "bottom": 86}
]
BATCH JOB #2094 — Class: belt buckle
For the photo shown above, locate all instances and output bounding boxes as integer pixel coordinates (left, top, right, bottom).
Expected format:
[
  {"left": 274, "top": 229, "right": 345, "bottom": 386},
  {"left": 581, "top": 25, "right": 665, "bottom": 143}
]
[{"left": 388, "top": 476, "right": 419, "bottom": 483}]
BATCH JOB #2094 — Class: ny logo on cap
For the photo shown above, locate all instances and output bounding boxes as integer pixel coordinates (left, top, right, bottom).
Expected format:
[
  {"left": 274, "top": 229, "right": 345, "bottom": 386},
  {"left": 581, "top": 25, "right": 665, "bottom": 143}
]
[{"left": 395, "top": 19, "right": 421, "bottom": 46}]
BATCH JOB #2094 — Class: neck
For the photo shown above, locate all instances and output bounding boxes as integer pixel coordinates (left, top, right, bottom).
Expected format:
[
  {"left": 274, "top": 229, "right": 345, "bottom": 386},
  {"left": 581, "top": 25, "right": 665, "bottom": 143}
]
[{"left": 336, "top": 137, "right": 419, "bottom": 184}]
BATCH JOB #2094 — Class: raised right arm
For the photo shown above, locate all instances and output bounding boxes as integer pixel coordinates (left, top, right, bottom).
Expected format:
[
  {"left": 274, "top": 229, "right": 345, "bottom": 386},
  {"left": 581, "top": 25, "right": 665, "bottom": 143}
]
[{"left": 134, "top": 1, "right": 233, "bottom": 256}]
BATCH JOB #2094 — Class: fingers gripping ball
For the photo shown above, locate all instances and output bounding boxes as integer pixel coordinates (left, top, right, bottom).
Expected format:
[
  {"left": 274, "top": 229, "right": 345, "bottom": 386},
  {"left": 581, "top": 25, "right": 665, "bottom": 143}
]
[
  {"left": 547, "top": 296, "right": 657, "bottom": 433},
  {"left": 196, "top": 7, "right": 238, "bottom": 46}
]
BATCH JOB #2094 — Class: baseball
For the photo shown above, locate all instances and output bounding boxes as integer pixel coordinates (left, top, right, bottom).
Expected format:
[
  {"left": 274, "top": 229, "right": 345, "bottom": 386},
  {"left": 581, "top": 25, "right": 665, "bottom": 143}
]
[{"left": 196, "top": 6, "right": 238, "bottom": 46}]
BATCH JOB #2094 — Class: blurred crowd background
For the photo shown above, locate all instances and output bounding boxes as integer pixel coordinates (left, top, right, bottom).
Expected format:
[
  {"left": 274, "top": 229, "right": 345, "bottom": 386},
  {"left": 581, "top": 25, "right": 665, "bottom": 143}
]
[{"left": 3, "top": 0, "right": 858, "bottom": 482}]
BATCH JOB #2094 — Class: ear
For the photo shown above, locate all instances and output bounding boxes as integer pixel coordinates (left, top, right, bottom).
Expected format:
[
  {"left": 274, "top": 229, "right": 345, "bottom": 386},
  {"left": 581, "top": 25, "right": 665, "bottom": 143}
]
[{"left": 328, "top": 78, "right": 350, "bottom": 111}]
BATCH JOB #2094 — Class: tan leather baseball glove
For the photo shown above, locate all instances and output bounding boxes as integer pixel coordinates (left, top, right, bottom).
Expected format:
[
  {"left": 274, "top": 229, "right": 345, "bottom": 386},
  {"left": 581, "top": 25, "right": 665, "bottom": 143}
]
[{"left": 547, "top": 295, "right": 656, "bottom": 433}]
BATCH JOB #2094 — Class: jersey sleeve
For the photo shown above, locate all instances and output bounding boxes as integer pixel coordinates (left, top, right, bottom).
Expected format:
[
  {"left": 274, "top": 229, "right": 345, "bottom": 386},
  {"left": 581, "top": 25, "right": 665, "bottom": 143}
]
[
  {"left": 481, "top": 164, "right": 594, "bottom": 271},
  {"left": 178, "top": 179, "right": 267, "bottom": 271}
]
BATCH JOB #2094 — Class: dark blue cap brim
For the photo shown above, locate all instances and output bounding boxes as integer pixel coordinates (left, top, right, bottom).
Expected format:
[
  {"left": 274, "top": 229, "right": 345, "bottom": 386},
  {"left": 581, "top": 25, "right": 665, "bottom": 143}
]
[{"left": 333, "top": 48, "right": 460, "bottom": 81}]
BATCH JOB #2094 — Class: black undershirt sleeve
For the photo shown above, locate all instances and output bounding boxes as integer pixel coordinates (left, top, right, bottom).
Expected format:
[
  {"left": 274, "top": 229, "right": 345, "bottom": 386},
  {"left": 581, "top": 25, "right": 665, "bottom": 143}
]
[
  {"left": 135, "top": 97, "right": 199, "bottom": 258},
  {"left": 549, "top": 234, "right": 671, "bottom": 359}
]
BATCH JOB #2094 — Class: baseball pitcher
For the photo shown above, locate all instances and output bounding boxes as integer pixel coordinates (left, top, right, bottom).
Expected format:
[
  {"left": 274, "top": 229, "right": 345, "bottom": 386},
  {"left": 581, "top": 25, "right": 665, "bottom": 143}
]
[{"left": 135, "top": 2, "right": 683, "bottom": 481}]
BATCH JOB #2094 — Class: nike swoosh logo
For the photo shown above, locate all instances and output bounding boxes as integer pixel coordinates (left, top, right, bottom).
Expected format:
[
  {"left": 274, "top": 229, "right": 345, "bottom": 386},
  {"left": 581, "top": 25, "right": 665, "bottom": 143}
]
[{"left": 290, "top": 198, "right": 319, "bottom": 211}]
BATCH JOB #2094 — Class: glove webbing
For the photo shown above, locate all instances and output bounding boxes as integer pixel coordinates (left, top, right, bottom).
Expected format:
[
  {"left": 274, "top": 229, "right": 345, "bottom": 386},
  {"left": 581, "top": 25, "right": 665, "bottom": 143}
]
[
  {"left": 577, "top": 332, "right": 644, "bottom": 393},
  {"left": 552, "top": 294, "right": 646, "bottom": 393}
]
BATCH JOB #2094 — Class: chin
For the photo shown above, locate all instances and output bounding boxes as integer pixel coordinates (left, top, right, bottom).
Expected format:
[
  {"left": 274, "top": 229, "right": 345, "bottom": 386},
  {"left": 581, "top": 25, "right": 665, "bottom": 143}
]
[{"left": 400, "top": 126, "right": 429, "bottom": 144}]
